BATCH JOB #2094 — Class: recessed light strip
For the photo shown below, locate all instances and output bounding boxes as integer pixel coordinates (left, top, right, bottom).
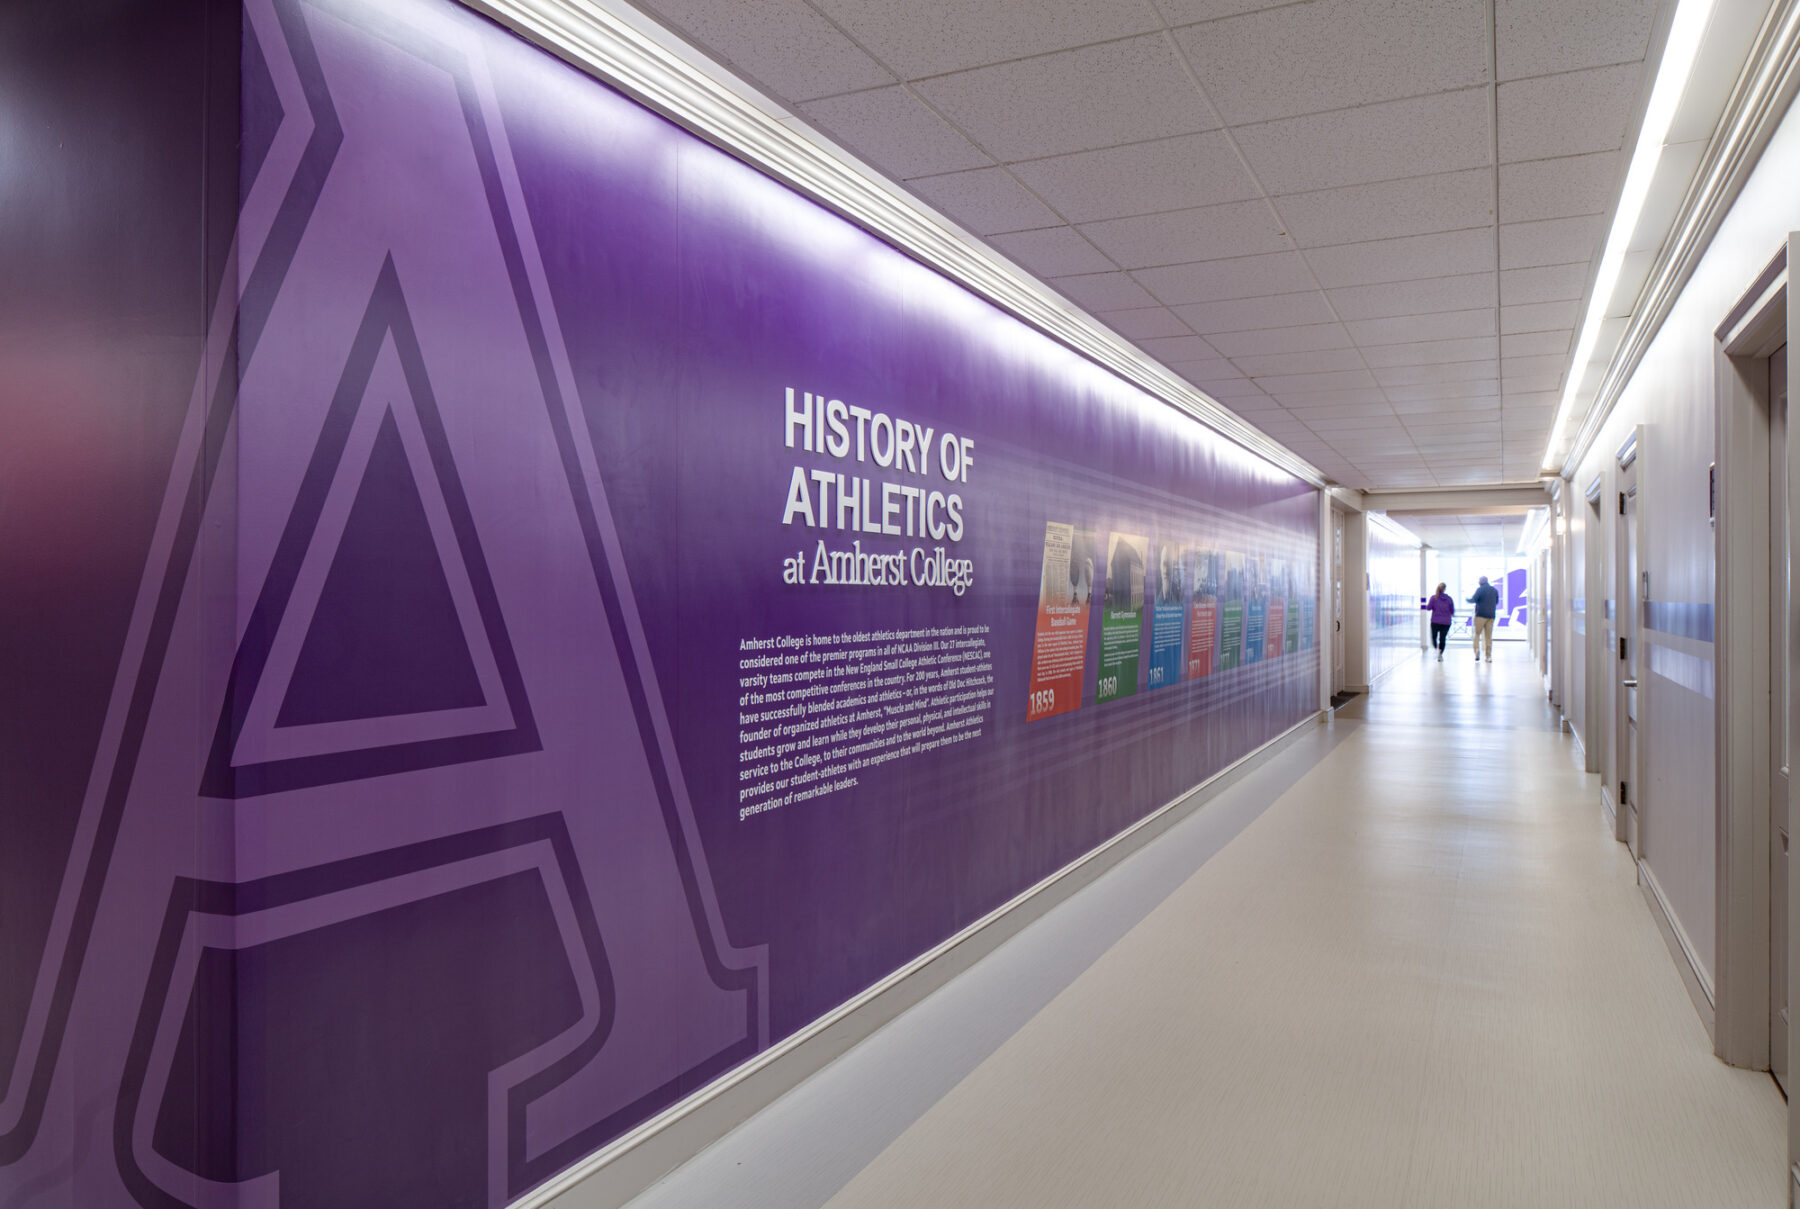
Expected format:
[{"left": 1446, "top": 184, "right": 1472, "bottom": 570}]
[
  {"left": 1540, "top": 0, "right": 1720, "bottom": 475},
  {"left": 459, "top": 0, "right": 1329, "bottom": 488}
]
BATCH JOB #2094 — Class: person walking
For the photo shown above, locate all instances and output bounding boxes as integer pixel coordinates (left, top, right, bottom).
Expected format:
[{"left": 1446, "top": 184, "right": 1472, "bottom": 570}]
[
  {"left": 1423, "top": 583, "right": 1455, "bottom": 661},
  {"left": 1468, "top": 575, "right": 1499, "bottom": 662}
]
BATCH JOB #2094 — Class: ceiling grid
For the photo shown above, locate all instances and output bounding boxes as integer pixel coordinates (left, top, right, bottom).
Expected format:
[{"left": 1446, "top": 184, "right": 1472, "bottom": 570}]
[{"left": 635, "top": 0, "right": 1668, "bottom": 489}]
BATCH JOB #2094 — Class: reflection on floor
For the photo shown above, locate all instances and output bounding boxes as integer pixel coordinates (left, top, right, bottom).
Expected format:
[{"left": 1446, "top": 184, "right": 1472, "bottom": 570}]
[{"left": 631, "top": 645, "right": 1787, "bottom": 1209}]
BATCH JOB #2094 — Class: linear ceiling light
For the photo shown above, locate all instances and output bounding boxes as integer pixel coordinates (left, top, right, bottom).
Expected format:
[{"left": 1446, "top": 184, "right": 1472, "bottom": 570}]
[
  {"left": 1515, "top": 506, "right": 1550, "bottom": 555},
  {"left": 1540, "top": 0, "right": 1719, "bottom": 475}
]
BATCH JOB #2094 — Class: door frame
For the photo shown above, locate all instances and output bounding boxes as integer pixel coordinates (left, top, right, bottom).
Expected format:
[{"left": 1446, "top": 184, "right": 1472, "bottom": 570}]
[
  {"left": 1329, "top": 503, "right": 1347, "bottom": 701},
  {"left": 1713, "top": 242, "right": 1791, "bottom": 1071},
  {"left": 1614, "top": 433, "right": 1642, "bottom": 855},
  {"left": 1585, "top": 477, "right": 1606, "bottom": 777}
]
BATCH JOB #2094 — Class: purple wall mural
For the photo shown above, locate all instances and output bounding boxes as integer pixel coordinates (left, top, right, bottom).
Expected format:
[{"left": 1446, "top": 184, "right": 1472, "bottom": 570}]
[{"left": 0, "top": 0, "right": 1319, "bottom": 1205}]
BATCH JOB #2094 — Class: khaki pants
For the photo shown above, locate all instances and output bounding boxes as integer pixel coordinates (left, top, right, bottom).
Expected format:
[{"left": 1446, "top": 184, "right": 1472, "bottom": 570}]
[{"left": 1472, "top": 615, "right": 1494, "bottom": 658}]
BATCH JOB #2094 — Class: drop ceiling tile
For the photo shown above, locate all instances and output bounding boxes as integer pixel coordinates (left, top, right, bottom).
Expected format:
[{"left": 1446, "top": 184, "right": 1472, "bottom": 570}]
[
  {"left": 1333, "top": 446, "right": 1415, "bottom": 463},
  {"left": 1413, "top": 430, "right": 1501, "bottom": 450},
  {"left": 1270, "top": 386, "right": 1392, "bottom": 407},
  {"left": 1284, "top": 399, "right": 1395, "bottom": 417},
  {"left": 1328, "top": 273, "right": 1497, "bottom": 321},
  {"left": 1168, "top": 357, "right": 1244, "bottom": 381},
  {"left": 1388, "top": 396, "right": 1459, "bottom": 413},
  {"left": 1499, "top": 262, "right": 1589, "bottom": 305},
  {"left": 1304, "top": 228, "right": 1498, "bottom": 290},
  {"left": 814, "top": 0, "right": 1160, "bottom": 79},
  {"left": 1098, "top": 307, "right": 1194, "bottom": 339},
  {"left": 1201, "top": 377, "right": 1278, "bottom": 398},
  {"left": 990, "top": 227, "right": 1116, "bottom": 276},
  {"left": 1233, "top": 87, "right": 1492, "bottom": 195},
  {"left": 1010, "top": 131, "right": 1260, "bottom": 224},
  {"left": 1498, "top": 151, "right": 1623, "bottom": 224},
  {"left": 1500, "top": 329, "right": 1572, "bottom": 357},
  {"left": 1231, "top": 347, "right": 1369, "bottom": 377},
  {"left": 1499, "top": 215, "right": 1606, "bottom": 270},
  {"left": 1210, "top": 323, "right": 1354, "bottom": 357},
  {"left": 1275, "top": 168, "right": 1493, "bottom": 248},
  {"left": 914, "top": 35, "right": 1218, "bottom": 163},
  {"left": 1501, "top": 299, "right": 1581, "bottom": 333},
  {"left": 1502, "top": 370, "right": 1565, "bottom": 391},
  {"left": 1432, "top": 457, "right": 1500, "bottom": 475},
  {"left": 1134, "top": 251, "right": 1319, "bottom": 306},
  {"left": 1497, "top": 352, "right": 1569, "bottom": 376},
  {"left": 1248, "top": 409, "right": 1310, "bottom": 428},
  {"left": 1334, "top": 450, "right": 1414, "bottom": 465},
  {"left": 1174, "top": 0, "right": 1490, "bottom": 127},
  {"left": 1078, "top": 200, "right": 1291, "bottom": 270},
  {"left": 1361, "top": 336, "right": 1499, "bottom": 367},
  {"left": 1139, "top": 334, "right": 1224, "bottom": 362},
  {"left": 1502, "top": 414, "right": 1557, "bottom": 432},
  {"left": 1250, "top": 368, "right": 1379, "bottom": 395},
  {"left": 908, "top": 166, "right": 1062, "bottom": 234},
  {"left": 1346, "top": 308, "right": 1497, "bottom": 345},
  {"left": 1386, "top": 380, "right": 1501, "bottom": 402},
  {"left": 1503, "top": 390, "right": 1560, "bottom": 409},
  {"left": 1222, "top": 392, "right": 1283, "bottom": 411},
  {"left": 1404, "top": 407, "right": 1503, "bottom": 427},
  {"left": 1174, "top": 291, "right": 1338, "bottom": 334},
  {"left": 1050, "top": 270, "right": 1159, "bottom": 311},
  {"left": 1497, "top": 63, "right": 1643, "bottom": 162},
  {"left": 1304, "top": 417, "right": 1407, "bottom": 436},
  {"left": 1496, "top": 0, "right": 1659, "bottom": 82},
  {"left": 1373, "top": 360, "right": 1499, "bottom": 386},
  {"left": 800, "top": 87, "right": 990, "bottom": 178},
  {"left": 644, "top": 0, "right": 895, "bottom": 101}
]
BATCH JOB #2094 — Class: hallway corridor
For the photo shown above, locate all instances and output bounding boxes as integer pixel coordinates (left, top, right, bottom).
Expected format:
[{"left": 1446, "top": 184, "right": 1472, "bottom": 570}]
[{"left": 642, "top": 646, "right": 1788, "bottom": 1209}]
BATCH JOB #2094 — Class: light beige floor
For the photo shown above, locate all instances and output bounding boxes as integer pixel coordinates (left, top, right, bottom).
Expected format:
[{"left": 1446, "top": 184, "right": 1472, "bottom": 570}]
[{"left": 822, "top": 647, "right": 1788, "bottom": 1209}]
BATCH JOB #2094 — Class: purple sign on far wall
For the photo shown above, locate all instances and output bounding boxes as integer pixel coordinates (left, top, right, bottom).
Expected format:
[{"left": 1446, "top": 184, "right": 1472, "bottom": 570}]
[{"left": 0, "top": 0, "right": 1318, "bottom": 1204}]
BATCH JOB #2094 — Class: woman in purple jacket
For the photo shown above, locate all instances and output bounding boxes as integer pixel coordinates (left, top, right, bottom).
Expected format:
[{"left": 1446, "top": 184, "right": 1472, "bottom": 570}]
[{"left": 1423, "top": 583, "right": 1455, "bottom": 662}]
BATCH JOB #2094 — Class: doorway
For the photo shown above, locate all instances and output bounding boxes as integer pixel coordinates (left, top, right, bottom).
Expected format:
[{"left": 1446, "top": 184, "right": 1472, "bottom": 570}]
[
  {"left": 1585, "top": 483, "right": 1605, "bottom": 779},
  {"left": 1772, "top": 341, "right": 1790, "bottom": 1091},
  {"left": 1708, "top": 243, "right": 1791, "bottom": 1076},
  {"left": 1331, "top": 509, "right": 1346, "bottom": 699},
  {"left": 1616, "top": 445, "right": 1641, "bottom": 858}
]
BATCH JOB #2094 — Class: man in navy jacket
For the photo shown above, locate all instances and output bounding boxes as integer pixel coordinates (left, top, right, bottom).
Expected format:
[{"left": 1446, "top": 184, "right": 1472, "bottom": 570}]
[{"left": 1468, "top": 576, "right": 1500, "bottom": 662}]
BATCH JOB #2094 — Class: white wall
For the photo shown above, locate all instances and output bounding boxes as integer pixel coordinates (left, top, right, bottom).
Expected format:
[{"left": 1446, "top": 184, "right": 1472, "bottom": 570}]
[{"left": 1566, "top": 90, "right": 1800, "bottom": 988}]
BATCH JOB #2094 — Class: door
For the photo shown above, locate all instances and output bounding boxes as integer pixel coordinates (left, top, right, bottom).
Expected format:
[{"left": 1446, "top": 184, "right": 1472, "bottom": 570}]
[
  {"left": 1772, "top": 342, "right": 1789, "bottom": 1091},
  {"left": 1587, "top": 490, "right": 1604, "bottom": 776},
  {"left": 1617, "top": 465, "right": 1641, "bottom": 857},
  {"left": 1331, "top": 510, "right": 1346, "bottom": 696}
]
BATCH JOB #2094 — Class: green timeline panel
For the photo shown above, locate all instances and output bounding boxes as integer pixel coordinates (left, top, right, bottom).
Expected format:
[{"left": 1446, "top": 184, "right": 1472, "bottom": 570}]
[{"left": 1096, "top": 532, "right": 1147, "bottom": 703}]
